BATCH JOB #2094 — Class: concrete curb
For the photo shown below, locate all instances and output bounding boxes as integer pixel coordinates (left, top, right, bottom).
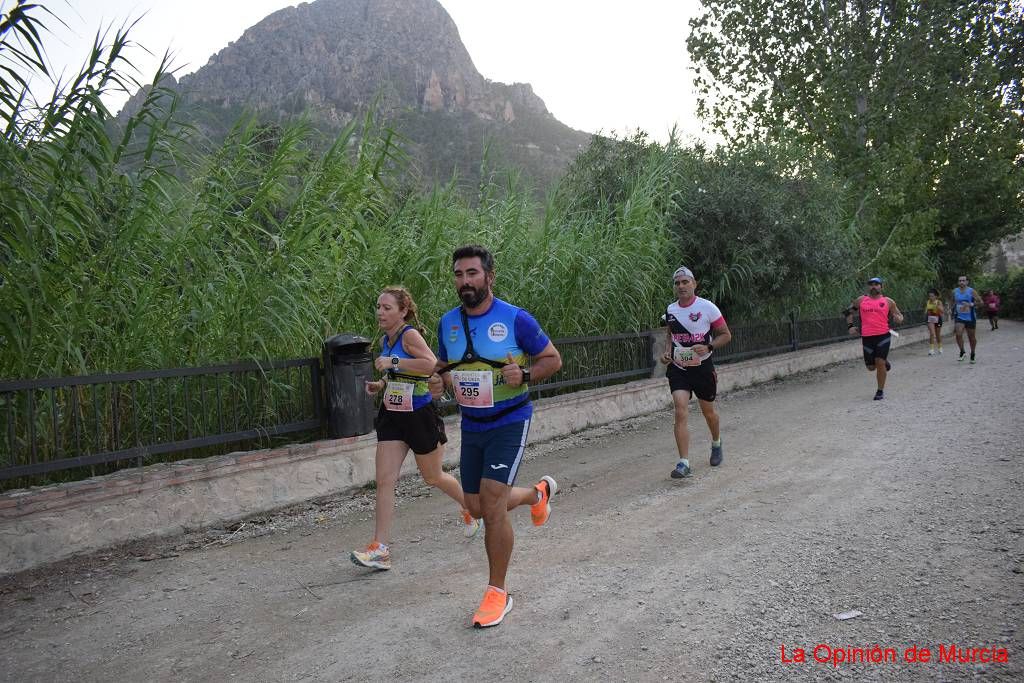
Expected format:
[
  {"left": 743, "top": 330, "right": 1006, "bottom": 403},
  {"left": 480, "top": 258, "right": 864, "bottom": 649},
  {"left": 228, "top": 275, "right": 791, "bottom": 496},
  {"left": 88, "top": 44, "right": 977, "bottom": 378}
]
[{"left": 0, "top": 325, "right": 930, "bottom": 575}]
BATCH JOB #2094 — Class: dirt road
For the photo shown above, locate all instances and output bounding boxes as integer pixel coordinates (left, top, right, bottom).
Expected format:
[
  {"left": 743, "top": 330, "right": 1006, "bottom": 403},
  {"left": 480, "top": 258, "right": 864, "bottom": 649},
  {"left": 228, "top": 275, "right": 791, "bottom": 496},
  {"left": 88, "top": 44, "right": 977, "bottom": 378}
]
[{"left": 1, "top": 323, "right": 1021, "bottom": 681}]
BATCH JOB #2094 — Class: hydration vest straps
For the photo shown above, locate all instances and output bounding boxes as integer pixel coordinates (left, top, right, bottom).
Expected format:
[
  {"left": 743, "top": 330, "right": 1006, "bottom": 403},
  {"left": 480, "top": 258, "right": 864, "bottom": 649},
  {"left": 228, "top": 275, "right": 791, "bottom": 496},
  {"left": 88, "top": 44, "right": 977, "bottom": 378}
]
[
  {"left": 438, "top": 307, "right": 510, "bottom": 374},
  {"left": 386, "top": 370, "right": 428, "bottom": 382},
  {"left": 460, "top": 396, "right": 531, "bottom": 423},
  {"left": 382, "top": 325, "right": 411, "bottom": 356},
  {"left": 436, "top": 307, "right": 532, "bottom": 421},
  {"left": 384, "top": 326, "right": 430, "bottom": 382}
]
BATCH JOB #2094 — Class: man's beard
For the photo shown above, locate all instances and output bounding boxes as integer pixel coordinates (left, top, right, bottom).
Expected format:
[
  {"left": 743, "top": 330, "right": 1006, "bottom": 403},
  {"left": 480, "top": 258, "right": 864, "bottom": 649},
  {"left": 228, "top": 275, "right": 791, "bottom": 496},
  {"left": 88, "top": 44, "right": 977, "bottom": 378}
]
[{"left": 459, "top": 285, "right": 488, "bottom": 308}]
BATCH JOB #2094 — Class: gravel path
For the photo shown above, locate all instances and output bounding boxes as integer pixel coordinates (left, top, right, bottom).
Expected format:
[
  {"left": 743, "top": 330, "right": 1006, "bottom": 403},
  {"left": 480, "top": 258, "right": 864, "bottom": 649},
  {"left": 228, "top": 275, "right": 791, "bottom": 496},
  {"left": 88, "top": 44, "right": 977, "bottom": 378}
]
[{"left": 1, "top": 322, "right": 1021, "bottom": 681}]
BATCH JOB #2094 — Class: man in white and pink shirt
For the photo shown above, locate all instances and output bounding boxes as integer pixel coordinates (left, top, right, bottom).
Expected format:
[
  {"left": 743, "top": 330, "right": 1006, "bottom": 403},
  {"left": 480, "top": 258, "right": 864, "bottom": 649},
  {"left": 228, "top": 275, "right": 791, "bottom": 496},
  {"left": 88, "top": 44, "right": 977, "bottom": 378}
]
[{"left": 659, "top": 266, "right": 732, "bottom": 479}]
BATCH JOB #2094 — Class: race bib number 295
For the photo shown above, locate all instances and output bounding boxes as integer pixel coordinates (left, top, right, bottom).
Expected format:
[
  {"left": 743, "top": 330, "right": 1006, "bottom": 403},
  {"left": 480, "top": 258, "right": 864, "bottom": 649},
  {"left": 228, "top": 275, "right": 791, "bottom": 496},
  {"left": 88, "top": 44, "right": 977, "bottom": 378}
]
[{"left": 451, "top": 370, "right": 495, "bottom": 408}]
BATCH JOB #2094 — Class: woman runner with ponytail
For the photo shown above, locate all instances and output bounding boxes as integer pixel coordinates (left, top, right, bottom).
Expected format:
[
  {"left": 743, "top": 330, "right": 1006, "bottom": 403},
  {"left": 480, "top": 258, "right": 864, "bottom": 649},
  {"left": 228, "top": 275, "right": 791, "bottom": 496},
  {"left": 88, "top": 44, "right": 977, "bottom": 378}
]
[{"left": 351, "top": 286, "right": 480, "bottom": 571}]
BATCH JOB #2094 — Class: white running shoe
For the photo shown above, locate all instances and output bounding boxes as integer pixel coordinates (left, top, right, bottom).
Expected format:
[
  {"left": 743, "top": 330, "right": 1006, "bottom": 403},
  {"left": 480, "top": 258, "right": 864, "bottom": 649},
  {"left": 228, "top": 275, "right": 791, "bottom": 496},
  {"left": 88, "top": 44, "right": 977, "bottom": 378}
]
[
  {"left": 461, "top": 509, "right": 482, "bottom": 538},
  {"left": 351, "top": 542, "right": 391, "bottom": 570}
]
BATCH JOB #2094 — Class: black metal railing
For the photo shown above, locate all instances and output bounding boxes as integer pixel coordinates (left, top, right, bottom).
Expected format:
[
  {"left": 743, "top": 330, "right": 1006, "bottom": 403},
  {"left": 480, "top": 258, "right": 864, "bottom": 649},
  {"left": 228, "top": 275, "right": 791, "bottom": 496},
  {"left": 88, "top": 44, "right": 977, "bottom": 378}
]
[
  {"left": 714, "top": 318, "right": 793, "bottom": 364},
  {"left": 0, "top": 358, "right": 322, "bottom": 482},
  {"left": 434, "top": 331, "right": 656, "bottom": 411},
  {"left": 897, "top": 308, "right": 928, "bottom": 328},
  {"left": 714, "top": 309, "right": 927, "bottom": 364},
  {"left": 532, "top": 332, "right": 655, "bottom": 397},
  {"left": 2, "top": 311, "right": 926, "bottom": 485}
]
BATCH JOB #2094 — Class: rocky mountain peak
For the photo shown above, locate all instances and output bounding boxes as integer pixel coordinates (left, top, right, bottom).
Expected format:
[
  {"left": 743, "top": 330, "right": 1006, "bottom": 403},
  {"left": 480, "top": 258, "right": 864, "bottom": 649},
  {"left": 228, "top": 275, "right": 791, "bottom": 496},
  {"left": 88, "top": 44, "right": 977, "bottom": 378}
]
[
  {"left": 177, "top": 0, "right": 551, "bottom": 126},
  {"left": 119, "top": 0, "right": 589, "bottom": 191}
]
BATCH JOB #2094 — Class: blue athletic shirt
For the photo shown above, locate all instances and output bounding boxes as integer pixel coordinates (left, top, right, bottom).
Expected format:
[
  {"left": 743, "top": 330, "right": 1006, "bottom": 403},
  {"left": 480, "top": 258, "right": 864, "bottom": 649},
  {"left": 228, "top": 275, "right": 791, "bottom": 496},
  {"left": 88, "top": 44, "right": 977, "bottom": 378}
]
[
  {"left": 437, "top": 297, "right": 550, "bottom": 432},
  {"left": 380, "top": 326, "right": 432, "bottom": 411},
  {"left": 953, "top": 287, "right": 977, "bottom": 322}
]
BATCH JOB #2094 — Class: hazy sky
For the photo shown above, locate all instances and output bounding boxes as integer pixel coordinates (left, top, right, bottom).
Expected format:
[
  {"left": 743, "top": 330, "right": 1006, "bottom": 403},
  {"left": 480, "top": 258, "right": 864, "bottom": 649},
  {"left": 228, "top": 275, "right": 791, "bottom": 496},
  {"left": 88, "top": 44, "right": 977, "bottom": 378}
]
[{"left": 17, "top": 0, "right": 707, "bottom": 143}]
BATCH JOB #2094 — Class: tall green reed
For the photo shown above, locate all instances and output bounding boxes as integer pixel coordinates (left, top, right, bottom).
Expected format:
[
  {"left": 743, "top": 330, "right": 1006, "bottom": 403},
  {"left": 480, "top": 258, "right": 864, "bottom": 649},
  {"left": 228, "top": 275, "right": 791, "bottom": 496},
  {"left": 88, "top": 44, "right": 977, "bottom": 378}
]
[{"left": 3, "top": 1, "right": 856, "bottom": 383}]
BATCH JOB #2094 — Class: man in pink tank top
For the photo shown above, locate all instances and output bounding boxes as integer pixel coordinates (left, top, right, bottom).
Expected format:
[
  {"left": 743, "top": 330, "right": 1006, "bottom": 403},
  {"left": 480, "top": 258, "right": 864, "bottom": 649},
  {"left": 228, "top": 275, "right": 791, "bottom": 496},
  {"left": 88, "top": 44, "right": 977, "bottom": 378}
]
[{"left": 845, "top": 277, "right": 905, "bottom": 400}]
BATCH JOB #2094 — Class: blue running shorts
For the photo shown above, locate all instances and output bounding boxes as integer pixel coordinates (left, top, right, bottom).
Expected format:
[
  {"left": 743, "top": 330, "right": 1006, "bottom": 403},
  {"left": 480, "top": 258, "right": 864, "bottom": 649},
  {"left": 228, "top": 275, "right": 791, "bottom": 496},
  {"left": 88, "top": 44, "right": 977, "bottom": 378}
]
[{"left": 460, "top": 419, "right": 531, "bottom": 494}]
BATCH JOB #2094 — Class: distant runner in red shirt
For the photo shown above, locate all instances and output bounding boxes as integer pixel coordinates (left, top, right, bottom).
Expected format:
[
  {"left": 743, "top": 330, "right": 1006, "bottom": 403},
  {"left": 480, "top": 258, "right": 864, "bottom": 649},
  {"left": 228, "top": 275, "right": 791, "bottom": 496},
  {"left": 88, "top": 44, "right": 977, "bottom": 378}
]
[
  {"left": 846, "top": 277, "right": 905, "bottom": 401},
  {"left": 983, "top": 290, "right": 1000, "bottom": 330}
]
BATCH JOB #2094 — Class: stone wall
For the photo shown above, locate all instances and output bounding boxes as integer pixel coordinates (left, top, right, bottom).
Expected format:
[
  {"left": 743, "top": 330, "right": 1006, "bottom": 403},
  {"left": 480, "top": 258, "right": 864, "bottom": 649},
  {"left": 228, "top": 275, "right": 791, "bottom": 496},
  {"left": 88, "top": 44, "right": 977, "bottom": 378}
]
[{"left": 0, "top": 325, "right": 930, "bottom": 575}]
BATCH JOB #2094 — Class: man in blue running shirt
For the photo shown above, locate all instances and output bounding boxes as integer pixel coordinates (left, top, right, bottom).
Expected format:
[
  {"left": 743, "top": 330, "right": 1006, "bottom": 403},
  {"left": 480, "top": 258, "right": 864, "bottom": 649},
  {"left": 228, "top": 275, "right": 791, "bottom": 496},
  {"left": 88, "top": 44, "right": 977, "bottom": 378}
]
[
  {"left": 950, "top": 275, "right": 984, "bottom": 363},
  {"left": 428, "top": 244, "right": 562, "bottom": 629}
]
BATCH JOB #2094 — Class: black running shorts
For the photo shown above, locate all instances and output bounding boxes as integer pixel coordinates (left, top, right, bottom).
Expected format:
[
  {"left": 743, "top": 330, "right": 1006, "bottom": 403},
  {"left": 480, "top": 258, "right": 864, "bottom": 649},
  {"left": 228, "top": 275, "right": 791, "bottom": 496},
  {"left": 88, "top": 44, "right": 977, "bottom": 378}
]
[
  {"left": 666, "top": 363, "right": 718, "bottom": 402},
  {"left": 374, "top": 402, "right": 447, "bottom": 455},
  {"left": 861, "top": 333, "right": 891, "bottom": 367}
]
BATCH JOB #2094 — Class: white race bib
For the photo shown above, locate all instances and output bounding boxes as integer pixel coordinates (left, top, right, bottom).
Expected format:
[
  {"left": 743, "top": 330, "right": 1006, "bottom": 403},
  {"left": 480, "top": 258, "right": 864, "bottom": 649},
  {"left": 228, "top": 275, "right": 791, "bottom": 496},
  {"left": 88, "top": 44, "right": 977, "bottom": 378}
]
[
  {"left": 673, "top": 345, "right": 702, "bottom": 368},
  {"left": 451, "top": 370, "right": 494, "bottom": 408},
  {"left": 384, "top": 381, "right": 414, "bottom": 412},
  {"left": 927, "top": 315, "right": 940, "bottom": 324}
]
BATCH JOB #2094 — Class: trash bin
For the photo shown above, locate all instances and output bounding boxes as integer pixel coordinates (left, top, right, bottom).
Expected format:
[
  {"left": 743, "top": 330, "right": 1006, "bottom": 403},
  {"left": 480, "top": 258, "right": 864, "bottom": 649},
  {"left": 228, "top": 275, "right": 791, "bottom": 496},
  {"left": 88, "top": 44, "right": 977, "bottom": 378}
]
[{"left": 322, "top": 333, "right": 374, "bottom": 438}]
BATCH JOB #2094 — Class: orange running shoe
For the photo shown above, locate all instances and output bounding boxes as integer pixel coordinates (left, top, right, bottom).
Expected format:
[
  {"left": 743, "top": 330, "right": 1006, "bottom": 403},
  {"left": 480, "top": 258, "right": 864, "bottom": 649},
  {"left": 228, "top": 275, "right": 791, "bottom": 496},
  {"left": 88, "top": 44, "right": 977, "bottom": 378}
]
[
  {"left": 461, "top": 508, "right": 482, "bottom": 538},
  {"left": 530, "top": 475, "right": 558, "bottom": 526},
  {"left": 472, "top": 586, "right": 513, "bottom": 628}
]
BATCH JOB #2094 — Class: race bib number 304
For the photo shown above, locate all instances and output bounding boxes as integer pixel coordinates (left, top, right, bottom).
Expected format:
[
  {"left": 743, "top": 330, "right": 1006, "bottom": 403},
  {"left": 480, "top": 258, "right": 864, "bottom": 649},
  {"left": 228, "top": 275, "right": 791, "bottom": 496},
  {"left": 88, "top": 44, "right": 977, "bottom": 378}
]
[
  {"left": 384, "top": 381, "right": 414, "bottom": 412},
  {"left": 673, "top": 345, "right": 702, "bottom": 368},
  {"left": 451, "top": 370, "right": 494, "bottom": 408}
]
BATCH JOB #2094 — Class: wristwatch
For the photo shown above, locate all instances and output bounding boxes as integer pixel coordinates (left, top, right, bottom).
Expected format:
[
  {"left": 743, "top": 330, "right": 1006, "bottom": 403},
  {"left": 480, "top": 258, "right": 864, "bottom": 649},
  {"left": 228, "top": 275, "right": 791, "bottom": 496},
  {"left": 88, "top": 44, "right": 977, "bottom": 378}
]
[
  {"left": 521, "top": 368, "right": 531, "bottom": 384},
  {"left": 390, "top": 356, "right": 400, "bottom": 369}
]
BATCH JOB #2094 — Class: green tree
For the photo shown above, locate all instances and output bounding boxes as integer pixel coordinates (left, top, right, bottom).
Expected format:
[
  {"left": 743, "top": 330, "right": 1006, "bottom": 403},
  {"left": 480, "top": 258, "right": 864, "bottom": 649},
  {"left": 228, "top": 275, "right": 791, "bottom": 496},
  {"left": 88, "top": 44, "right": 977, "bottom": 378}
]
[
  {"left": 557, "top": 130, "right": 859, "bottom": 320},
  {"left": 664, "top": 141, "right": 857, "bottom": 318},
  {"left": 688, "top": 0, "right": 1024, "bottom": 281},
  {"left": 556, "top": 130, "right": 667, "bottom": 214}
]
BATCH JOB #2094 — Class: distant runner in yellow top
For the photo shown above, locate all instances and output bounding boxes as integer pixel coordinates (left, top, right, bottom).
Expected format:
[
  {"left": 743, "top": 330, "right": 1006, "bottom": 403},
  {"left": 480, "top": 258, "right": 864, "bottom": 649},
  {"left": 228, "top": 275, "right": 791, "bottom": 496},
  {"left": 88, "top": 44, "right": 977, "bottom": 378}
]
[{"left": 925, "top": 288, "right": 944, "bottom": 356}]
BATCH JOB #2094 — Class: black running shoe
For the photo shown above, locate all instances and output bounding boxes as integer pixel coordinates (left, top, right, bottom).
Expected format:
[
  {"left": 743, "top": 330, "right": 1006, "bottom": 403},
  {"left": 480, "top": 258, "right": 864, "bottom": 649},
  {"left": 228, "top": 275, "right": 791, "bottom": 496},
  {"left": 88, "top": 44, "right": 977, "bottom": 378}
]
[
  {"left": 873, "top": 389, "right": 884, "bottom": 400},
  {"left": 670, "top": 461, "right": 692, "bottom": 478},
  {"left": 710, "top": 441, "right": 723, "bottom": 467}
]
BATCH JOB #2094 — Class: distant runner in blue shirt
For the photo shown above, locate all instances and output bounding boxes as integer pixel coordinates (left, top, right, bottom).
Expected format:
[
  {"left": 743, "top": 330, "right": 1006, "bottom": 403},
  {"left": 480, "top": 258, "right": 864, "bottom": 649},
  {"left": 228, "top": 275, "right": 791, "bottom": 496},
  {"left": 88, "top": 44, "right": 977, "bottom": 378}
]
[{"left": 950, "top": 275, "right": 984, "bottom": 363}]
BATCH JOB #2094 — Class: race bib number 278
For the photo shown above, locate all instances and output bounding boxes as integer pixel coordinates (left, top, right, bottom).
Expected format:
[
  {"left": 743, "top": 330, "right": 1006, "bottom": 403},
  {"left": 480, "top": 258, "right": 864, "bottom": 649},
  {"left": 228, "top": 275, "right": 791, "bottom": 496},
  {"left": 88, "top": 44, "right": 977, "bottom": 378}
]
[{"left": 384, "top": 381, "right": 414, "bottom": 412}]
